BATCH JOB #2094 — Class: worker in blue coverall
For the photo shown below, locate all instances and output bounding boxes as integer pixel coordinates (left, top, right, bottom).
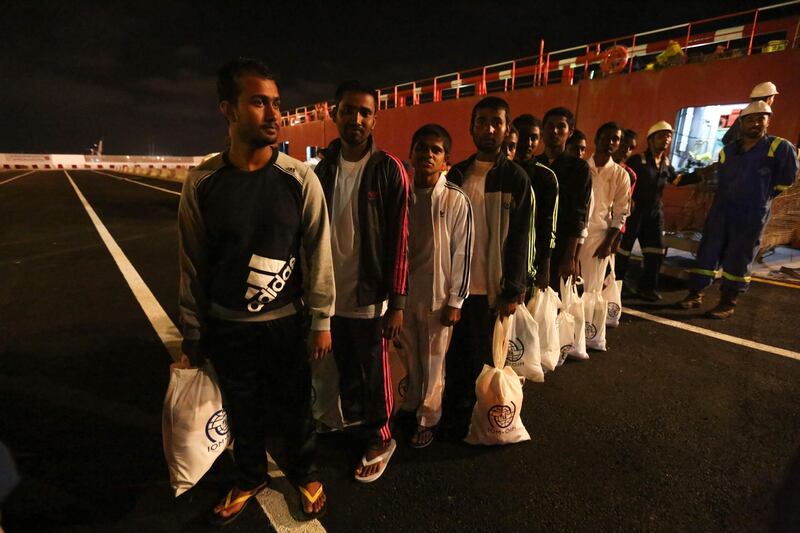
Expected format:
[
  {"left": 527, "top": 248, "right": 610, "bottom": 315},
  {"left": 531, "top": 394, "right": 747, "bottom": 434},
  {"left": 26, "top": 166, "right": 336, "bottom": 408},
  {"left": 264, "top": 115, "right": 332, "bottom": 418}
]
[
  {"left": 615, "top": 121, "right": 703, "bottom": 301},
  {"left": 680, "top": 100, "right": 798, "bottom": 318}
]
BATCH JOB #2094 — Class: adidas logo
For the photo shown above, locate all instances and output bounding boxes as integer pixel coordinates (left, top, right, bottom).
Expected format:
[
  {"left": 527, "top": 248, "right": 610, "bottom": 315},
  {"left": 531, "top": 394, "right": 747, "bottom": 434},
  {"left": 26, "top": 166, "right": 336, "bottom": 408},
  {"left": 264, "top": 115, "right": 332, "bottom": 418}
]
[{"left": 245, "top": 254, "right": 296, "bottom": 312}]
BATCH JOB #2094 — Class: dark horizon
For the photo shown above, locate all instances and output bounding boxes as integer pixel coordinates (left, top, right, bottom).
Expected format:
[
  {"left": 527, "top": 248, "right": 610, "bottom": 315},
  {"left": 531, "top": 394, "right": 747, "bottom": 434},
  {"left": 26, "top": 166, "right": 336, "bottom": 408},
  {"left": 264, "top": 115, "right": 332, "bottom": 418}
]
[{"left": 1, "top": 0, "right": 763, "bottom": 155}]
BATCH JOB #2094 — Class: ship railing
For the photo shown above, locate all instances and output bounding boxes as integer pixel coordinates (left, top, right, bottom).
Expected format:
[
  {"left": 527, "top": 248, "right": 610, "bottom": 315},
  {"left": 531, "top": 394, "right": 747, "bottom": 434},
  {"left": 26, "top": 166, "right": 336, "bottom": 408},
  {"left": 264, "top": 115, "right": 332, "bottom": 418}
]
[{"left": 280, "top": 1, "right": 800, "bottom": 127}]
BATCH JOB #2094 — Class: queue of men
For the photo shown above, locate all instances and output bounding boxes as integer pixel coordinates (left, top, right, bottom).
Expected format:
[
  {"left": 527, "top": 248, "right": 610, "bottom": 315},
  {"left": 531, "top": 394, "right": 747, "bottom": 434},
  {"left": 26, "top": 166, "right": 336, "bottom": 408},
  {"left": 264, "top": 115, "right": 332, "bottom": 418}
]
[{"left": 176, "top": 58, "right": 798, "bottom": 525}]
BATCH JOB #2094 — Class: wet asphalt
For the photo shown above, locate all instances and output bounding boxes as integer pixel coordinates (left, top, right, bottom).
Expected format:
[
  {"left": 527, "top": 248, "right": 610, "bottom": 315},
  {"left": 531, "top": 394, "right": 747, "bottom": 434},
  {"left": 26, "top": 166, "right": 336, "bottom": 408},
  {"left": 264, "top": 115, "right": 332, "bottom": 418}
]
[{"left": 1, "top": 170, "right": 798, "bottom": 532}]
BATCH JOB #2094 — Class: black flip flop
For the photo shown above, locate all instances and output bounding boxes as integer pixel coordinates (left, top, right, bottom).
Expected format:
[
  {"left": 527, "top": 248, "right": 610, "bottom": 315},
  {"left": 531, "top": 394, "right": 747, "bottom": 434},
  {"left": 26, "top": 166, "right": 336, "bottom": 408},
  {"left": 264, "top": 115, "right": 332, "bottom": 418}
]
[{"left": 410, "top": 425, "right": 437, "bottom": 448}]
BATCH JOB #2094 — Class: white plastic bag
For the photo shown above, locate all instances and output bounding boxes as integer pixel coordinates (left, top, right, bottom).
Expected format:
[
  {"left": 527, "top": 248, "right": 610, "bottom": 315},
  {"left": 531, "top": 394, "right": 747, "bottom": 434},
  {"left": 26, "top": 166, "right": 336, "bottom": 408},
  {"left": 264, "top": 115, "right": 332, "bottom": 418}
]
[
  {"left": 311, "top": 353, "right": 345, "bottom": 429},
  {"left": 389, "top": 339, "right": 410, "bottom": 414},
  {"left": 560, "top": 276, "right": 589, "bottom": 360},
  {"left": 555, "top": 306, "right": 576, "bottom": 367},
  {"left": 528, "top": 287, "right": 561, "bottom": 371},
  {"left": 504, "top": 304, "right": 544, "bottom": 382},
  {"left": 582, "top": 258, "right": 609, "bottom": 351},
  {"left": 465, "top": 316, "right": 531, "bottom": 446},
  {"left": 583, "top": 290, "right": 608, "bottom": 351},
  {"left": 162, "top": 363, "right": 229, "bottom": 497},
  {"left": 603, "top": 266, "right": 623, "bottom": 328}
]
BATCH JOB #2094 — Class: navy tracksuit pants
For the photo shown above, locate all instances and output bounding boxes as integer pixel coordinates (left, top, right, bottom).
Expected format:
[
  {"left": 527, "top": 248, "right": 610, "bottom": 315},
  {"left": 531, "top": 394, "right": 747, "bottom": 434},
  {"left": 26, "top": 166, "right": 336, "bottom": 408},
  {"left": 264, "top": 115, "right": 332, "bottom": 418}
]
[
  {"left": 206, "top": 314, "right": 318, "bottom": 490},
  {"left": 444, "top": 295, "right": 494, "bottom": 416},
  {"left": 615, "top": 207, "right": 665, "bottom": 292},
  {"left": 331, "top": 316, "right": 394, "bottom": 448}
]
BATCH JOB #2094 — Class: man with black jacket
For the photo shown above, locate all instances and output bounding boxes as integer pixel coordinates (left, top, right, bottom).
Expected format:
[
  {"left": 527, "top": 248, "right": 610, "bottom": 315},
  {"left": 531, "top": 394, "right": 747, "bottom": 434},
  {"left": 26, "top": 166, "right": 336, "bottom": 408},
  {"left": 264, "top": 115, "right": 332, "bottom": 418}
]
[
  {"left": 512, "top": 113, "right": 542, "bottom": 165},
  {"left": 444, "top": 96, "right": 533, "bottom": 435},
  {"left": 536, "top": 107, "right": 592, "bottom": 291},
  {"left": 615, "top": 121, "right": 701, "bottom": 301},
  {"left": 513, "top": 114, "right": 558, "bottom": 290},
  {"left": 314, "top": 80, "right": 409, "bottom": 483}
]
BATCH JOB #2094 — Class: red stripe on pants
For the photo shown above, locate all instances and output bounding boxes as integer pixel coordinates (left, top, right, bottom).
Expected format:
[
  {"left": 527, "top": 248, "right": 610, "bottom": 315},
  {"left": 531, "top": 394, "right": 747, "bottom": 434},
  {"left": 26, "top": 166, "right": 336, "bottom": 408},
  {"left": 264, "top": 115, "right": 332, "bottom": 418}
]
[{"left": 380, "top": 337, "right": 393, "bottom": 443}]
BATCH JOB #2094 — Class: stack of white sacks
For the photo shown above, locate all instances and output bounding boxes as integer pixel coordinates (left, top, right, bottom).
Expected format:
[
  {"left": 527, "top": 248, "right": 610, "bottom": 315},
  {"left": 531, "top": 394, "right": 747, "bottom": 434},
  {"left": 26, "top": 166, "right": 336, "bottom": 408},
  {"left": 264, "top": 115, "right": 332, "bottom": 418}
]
[
  {"left": 302, "top": 270, "right": 625, "bottom": 448},
  {"left": 463, "top": 272, "right": 622, "bottom": 446},
  {"left": 504, "top": 271, "right": 623, "bottom": 384}
]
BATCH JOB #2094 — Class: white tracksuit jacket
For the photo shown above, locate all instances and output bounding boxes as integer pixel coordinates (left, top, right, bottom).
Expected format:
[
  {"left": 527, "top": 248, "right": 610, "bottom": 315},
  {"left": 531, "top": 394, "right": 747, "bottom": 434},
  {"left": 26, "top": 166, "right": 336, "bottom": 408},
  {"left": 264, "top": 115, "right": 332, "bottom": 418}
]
[
  {"left": 399, "top": 173, "right": 473, "bottom": 425},
  {"left": 581, "top": 156, "right": 631, "bottom": 290},
  {"left": 414, "top": 173, "right": 474, "bottom": 310},
  {"left": 586, "top": 156, "right": 631, "bottom": 235}
]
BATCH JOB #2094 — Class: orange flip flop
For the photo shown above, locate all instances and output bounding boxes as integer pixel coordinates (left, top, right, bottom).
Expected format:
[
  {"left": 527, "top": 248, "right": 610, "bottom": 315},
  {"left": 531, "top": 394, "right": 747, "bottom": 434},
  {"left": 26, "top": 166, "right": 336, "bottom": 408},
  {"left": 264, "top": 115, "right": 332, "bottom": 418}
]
[
  {"left": 298, "top": 482, "right": 327, "bottom": 520},
  {"left": 208, "top": 482, "right": 267, "bottom": 526}
]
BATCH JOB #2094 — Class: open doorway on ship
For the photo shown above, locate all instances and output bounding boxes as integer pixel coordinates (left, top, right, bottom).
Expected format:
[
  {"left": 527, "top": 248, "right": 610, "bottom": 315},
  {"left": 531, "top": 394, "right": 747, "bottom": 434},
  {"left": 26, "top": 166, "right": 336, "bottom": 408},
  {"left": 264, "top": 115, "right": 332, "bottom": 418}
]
[{"left": 670, "top": 103, "right": 747, "bottom": 172}]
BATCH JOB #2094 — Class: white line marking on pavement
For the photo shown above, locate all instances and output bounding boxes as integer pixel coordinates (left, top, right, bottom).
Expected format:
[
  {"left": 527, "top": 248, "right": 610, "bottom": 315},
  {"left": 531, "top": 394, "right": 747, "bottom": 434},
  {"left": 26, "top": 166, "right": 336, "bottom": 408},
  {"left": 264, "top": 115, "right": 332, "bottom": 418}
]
[
  {"left": 623, "top": 307, "right": 800, "bottom": 361},
  {"left": 0, "top": 170, "right": 37, "bottom": 185},
  {"left": 65, "top": 171, "right": 183, "bottom": 360},
  {"left": 91, "top": 169, "right": 181, "bottom": 196},
  {"left": 256, "top": 483, "right": 326, "bottom": 533},
  {"left": 65, "top": 171, "right": 324, "bottom": 531}
]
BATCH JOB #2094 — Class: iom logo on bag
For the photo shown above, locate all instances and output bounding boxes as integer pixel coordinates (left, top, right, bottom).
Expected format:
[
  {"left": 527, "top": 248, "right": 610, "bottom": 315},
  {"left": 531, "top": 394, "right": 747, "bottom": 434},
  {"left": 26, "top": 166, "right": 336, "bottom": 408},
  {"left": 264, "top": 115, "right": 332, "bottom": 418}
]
[
  {"left": 559, "top": 344, "right": 573, "bottom": 365},
  {"left": 585, "top": 322, "right": 597, "bottom": 340},
  {"left": 488, "top": 402, "right": 516, "bottom": 430},
  {"left": 398, "top": 376, "right": 409, "bottom": 401},
  {"left": 506, "top": 337, "right": 524, "bottom": 365},
  {"left": 205, "top": 409, "right": 230, "bottom": 452},
  {"left": 607, "top": 302, "right": 621, "bottom": 319}
]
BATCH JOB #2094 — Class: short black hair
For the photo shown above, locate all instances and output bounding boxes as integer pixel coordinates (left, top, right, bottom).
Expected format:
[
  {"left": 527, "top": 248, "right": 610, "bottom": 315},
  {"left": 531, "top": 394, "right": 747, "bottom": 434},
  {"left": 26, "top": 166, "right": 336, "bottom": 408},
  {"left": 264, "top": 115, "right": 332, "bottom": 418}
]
[
  {"left": 508, "top": 124, "right": 519, "bottom": 136},
  {"left": 595, "top": 121, "right": 622, "bottom": 142},
  {"left": 512, "top": 114, "right": 542, "bottom": 131},
  {"left": 470, "top": 96, "right": 510, "bottom": 130},
  {"left": 622, "top": 129, "right": 637, "bottom": 141},
  {"left": 542, "top": 107, "right": 576, "bottom": 129},
  {"left": 334, "top": 80, "right": 379, "bottom": 107},
  {"left": 567, "top": 129, "right": 587, "bottom": 146},
  {"left": 217, "top": 57, "right": 275, "bottom": 104},
  {"left": 410, "top": 123, "right": 452, "bottom": 156}
]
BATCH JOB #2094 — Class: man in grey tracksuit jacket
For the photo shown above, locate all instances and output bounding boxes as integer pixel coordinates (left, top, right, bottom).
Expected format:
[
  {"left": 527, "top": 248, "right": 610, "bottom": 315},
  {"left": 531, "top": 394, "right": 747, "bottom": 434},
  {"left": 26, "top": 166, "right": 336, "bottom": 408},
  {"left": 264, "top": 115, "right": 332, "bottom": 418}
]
[{"left": 177, "top": 58, "right": 333, "bottom": 521}]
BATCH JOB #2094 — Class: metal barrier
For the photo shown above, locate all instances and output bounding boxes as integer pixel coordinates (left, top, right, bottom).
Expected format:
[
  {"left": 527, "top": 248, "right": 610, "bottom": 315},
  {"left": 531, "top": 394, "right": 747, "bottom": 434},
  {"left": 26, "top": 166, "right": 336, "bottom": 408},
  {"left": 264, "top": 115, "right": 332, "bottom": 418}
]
[{"left": 281, "top": 1, "right": 800, "bottom": 127}]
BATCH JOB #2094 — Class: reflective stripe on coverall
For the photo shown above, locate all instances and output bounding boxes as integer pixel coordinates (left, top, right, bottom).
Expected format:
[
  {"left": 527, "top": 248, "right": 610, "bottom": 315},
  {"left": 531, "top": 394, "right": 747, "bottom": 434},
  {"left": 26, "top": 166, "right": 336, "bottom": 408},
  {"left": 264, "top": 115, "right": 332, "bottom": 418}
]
[{"left": 688, "top": 136, "right": 798, "bottom": 293}]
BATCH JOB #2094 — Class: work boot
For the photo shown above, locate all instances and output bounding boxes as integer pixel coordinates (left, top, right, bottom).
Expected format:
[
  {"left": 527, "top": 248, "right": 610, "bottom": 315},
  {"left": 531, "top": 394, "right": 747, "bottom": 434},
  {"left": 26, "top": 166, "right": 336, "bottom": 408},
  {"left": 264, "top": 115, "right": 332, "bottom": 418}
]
[
  {"left": 637, "top": 289, "right": 662, "bottom": 302},
  {"left": 678, "top": 290, "right": 703, "bottom": 309},
  {"left": 621, "top": 283, "right": 637, "bottom": 299},
  {"left": 706, "top": 292, "right": 737, "bottom": 319}
]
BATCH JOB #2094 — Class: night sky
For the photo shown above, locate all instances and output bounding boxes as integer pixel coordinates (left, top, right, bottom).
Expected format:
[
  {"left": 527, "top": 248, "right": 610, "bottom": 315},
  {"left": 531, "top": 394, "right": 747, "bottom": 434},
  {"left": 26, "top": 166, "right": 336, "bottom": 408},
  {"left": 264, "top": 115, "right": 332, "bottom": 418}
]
[{"left": 2, "top": 0, "right": 756, "bottom": 155}]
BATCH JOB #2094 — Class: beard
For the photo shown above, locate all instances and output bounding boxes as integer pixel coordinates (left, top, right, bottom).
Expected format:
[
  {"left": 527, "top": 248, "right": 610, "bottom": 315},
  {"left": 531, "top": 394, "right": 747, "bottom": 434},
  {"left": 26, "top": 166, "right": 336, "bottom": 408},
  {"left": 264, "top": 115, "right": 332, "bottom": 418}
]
[
  {"left": 340, "top": 125, "right": 367, "bottom": 146},
  {"left": 236, "top": 122, "right": 278, "bottom": 148},
  {"left": 474, "top": 137, "right": 499, "bottom": 153},
  {"left": 251, "top": 136, "right": 275, "bottom": 148},
  {"left": 544, "top": 136, "right": 565, "bottom": 149},
  {"left": 743, "top": 126, "right": 765, "bottom": 139}
]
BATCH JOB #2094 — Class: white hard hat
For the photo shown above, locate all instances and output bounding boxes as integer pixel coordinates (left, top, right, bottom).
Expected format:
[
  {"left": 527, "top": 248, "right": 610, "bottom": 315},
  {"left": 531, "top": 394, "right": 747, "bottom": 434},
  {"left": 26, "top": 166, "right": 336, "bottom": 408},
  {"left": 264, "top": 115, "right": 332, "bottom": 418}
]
[
  {"left": 749, "top": 81, "right": 778, "bottom": 98},
  {"left": 647, "top": 120, "right": 673, "bottom": 138},
  {"left": 740, "top": 100, "right": 772, "bottom": 118}
]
